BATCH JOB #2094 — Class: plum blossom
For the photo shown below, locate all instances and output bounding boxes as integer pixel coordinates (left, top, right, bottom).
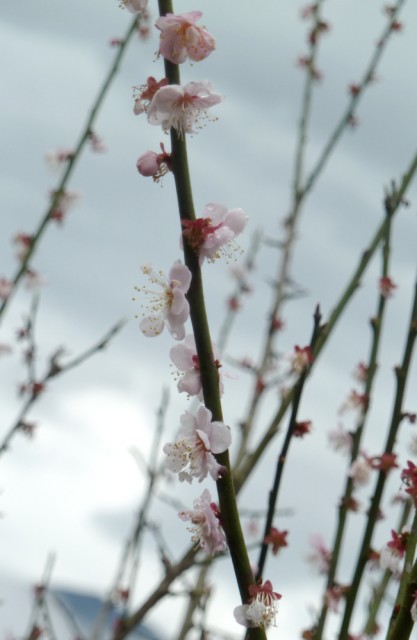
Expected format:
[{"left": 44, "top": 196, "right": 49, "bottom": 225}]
[
  {"left": 182, "top": 203, "right": 248, "bottom": 264},
  {"left": 88, "top": 131, "right": 107, "bottom": 153},
  {"left": 121, "top": 0, "right": 148, "bottom": 13},
  {"left": 339, "top": 389, "right": 369, "bottom": 414},
  {"left": 379, "top": 276, "right": 397, "bottom": 298},
  {"left": 291, "top": 345, "right": 314, "bottom": 373},
  {"left": 13, "top": 233, "right": 33, "bottom": 261},
  {"left": 328, "top": 425, "right": 353, "bottom": 454},
  {"left": 348, "top": 455, "right": 373, "bottom": 487},
  {"left": 264, "top": 527, "right": 288, "bottom": 555},
  {"left": 179, "top": 489, "right": 226, "bottom": 555},
  {"left": 148, "top": 81, "right": 223, "bottom": 136},
  {"left": 324, "top": 584, "right": 349, "bottom": 613},
  {"left": 136, "top": 143, "right": 172, "bottom": 181},
  {"left": 134, "top": 261, "right": 191, "bottom": 340},
  {"left": 170, "top": 334, "right": 223, "bottom": 397},
  {"left": 163, "top": 405, "right": 231, "bottom": 483},
  {"left": 307, "top": 535, "right": 332, "bottom": 574},
  {"left": 44, "top": 147, "right": 74, "bottom": 171},
  {"left": 49, "top": 189, "right": 81, "bottom": 224},
  {"left": 353, "top": 361, "right": 369, "bottom": 384},
  {"left": 156, "top": 12, "right": 216, "bottom": 64},
  {"left": 24, "top": 269, "right": 45, "bottom": 290},
  {"left": 0, "top": 278, "right": 12, "bottom": 300},
  {"left": 133, "top": 77, "right": 169, "bottom": 115},
  {"left": 293, "top": 420, "right": 312, "bottom": 438},
  {"left": 234, "top": 580, "right": 282, "bottom": 629},
  {"left": 380, "top": 527, "right": 409, "bottom": 573}
]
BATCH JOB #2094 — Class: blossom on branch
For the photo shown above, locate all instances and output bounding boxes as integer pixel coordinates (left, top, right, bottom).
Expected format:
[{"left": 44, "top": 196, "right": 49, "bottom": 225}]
[
  {"left": 156, "top": 12, "right": 216, "bottom": 64},
  {"left": 148, "top": 81, "right": 223, "bottom": 136},
  {"left": 348, "top": 455, "right": 373, "bottom": 487},
  {"left": 327, "top": 425, "right": 353, "bottom": 454},
  {"left": 179, "top": 489, "right": 226, "bottom": 555},
  {"left": 379, "top": 276, "right": 397, "bottom": 298},
  {"left": 44, "top": 147, "right": 74, "bottom": 171},
  {"left": 49, "top": 189, "right": 81, "bottom": 224},
  {"left": 291, "top": 345, "right": 314, "bottom": 374},
  {"left": 264, "top": 527, "right": 288, "bottom": 555},
  {"left": 307, "top": 535, "right": 332, "bottom": 574},
  {"left": 121, "top": 0, "right": 148, "bottom": 13},
  {"left": 136, "top": 143, "right": 172, "bottom": 182},
  {"left": 234, "top": 580, "right": 282, "bottom": 629},
  {"left": 134, "top": 261, "right": 191, "bottom": 340},
  {"left": 0, "top": 278, "right": 12, "bottom": 300},
  {"left": 133, "top": 77, "right": 169, "bottom": 115},
  {"left": 379, "top": 527, "right": 409, "bottom": 573},
  {"left": 170, "top": 334, "right": 224, "bottom": 398},
  {"left": 163, "top": 404, "right": 231, "bottom": 483},
  {"left": 13, "top": 233, "right": 34, "bottom": 262},
  {"left": 182, "top": 203, "right": 248, "bottom": 264},
  {"left": 293, "top": 420, "right": 312, "bottom": 438}
]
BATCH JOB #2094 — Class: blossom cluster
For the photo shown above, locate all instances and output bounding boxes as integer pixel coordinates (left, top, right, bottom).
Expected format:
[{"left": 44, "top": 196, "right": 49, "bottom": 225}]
[{"left": 130, "top": 7, "right": 281, "bottom": 631}]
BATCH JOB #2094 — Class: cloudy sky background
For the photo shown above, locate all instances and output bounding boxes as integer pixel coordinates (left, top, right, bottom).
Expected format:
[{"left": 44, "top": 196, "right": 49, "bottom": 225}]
[{"left": 2, "top": 0, "right": 417, "bottom": 638}]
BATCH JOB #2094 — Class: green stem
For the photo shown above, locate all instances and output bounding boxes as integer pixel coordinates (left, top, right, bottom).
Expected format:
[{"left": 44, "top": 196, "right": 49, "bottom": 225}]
[{"left": 256, "top": 307, "right": 322, "bottom": 581}]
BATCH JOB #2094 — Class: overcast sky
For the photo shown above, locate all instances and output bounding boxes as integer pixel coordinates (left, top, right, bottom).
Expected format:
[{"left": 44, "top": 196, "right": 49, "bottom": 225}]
[{"left": 2, "top": 1, "right": 417, "bottom": 638}]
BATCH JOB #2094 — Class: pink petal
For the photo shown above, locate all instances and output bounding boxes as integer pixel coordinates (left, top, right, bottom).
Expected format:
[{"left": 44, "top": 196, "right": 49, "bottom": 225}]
[
  {"left": 206, "top": 422, "right": 231, "bottom": 454},
  {"left": 140, "top": 315, "right": 164, "bottom": 337},
  {"left": 170, "top": 342, "right": 194, "bottom": 370},
  {"left": 178, "top": 370, "right": 201, "bottom": 396},
  {"left": 224, "top": 208, "right": 248, "bottom": 235}
]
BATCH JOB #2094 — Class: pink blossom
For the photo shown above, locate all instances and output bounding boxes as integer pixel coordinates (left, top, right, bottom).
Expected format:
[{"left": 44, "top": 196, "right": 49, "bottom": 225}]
[
  {"left": 179, "top": 489, "right": 226, "bottom": 555},
  {"left": 264, "top": 528, "right": 288, "bottom": 555},
  {"left": 234, "top": 580, "right": 282, "bottom": 629},
  {"left": 13, "top": 233, "right": 33, "bottom": 261},
  {"left": 136, "top": 143, "right": 172, "bottom": 182},
  {"left": 49, "top": 189, "right": 81, "bottom": 223},
  {"left": 134, "top": 261, "right": 191, "bottom": 340},
  {"left": 327, "top": 425, "right": 353, "bottom": 454},
  {"left": 156, "top": 11, "right": 216, "bottom": 64},
  {"left": 348, "top": 456, "right": 372, "bottom": 487},
  {"left": 379, "top": 527, "right": 409, "bottom": 573},
  {"left": 148, "top": 81, "right": 223, "bottom": 136},
  {"left": 379, "top": 276, "right": 397, "bottom": 298},
  {"left": 133, "top": 77, "right": 169, "bottom": 115},
  {"left": 324, "top": 584, "right": 349, "bottom": 613},
  {"left": 182, "top": 203, "right": 248, "bottom": 264},
  {"left": 339, "top": 389, "right": 369, "bottom": 414},
  {"left": 170, "top": 334, "right": 223, "bottom": 397},
  {"left": 353, "top": 361, "right": 369, "bottom": 384},
  {"left": 44, "top": 148, "right": 74, "bottom": 171},
  {"left": 163, "top": 405, "right": 231, "bottom": 483},
  {"left": 0, "top": 278, "right": 12, "bottom": 300},
  {"left": 24, "top": 269, "right": 45, "bottom": 290},
  {"left": 88, "top": 131, "right": 107, "bottom": 153},
  {"left": 121, "top": 0, "right": 148, "bottom": 13},
  {"left": 307, "top": 534, "right": 332, "bottom": 574},
  {"left": 291, "top": 345, "right": 314, "bottom": 373}
]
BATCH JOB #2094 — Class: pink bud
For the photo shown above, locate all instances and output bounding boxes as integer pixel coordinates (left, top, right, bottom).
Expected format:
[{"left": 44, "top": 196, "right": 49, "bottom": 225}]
[{"left": 136, "top": 151, "right": 160, "bottom": 177}]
